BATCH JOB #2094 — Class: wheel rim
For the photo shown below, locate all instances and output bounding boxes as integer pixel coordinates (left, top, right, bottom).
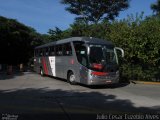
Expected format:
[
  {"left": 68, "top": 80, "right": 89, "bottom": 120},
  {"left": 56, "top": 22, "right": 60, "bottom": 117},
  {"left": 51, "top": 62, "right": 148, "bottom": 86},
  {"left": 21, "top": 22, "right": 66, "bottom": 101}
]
[{"left": 70, "top": 74, "right": 75, "bottom": 82}]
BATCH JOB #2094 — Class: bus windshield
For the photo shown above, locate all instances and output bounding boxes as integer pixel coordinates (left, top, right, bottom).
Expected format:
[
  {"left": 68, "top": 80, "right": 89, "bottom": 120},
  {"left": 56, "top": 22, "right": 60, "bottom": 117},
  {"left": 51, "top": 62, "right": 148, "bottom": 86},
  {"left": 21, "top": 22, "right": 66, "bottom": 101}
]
[{"left": 89, "top": 45, "right": 117, "bottom": 71}]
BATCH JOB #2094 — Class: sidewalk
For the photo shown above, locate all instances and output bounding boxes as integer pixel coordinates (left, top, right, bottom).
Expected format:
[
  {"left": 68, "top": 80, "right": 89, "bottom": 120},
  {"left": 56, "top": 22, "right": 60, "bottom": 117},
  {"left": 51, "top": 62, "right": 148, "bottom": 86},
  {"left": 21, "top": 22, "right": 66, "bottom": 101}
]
[{"left": 131, "top": 80, "right": 160, "bottom": 85}]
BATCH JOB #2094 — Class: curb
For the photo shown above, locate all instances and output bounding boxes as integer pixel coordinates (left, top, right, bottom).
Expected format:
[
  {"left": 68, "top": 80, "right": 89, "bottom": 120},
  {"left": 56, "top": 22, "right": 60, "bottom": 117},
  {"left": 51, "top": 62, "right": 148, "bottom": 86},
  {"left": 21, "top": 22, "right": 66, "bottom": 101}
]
[{"left": 130, "top": 80, "right": 160, "bottom": 85}]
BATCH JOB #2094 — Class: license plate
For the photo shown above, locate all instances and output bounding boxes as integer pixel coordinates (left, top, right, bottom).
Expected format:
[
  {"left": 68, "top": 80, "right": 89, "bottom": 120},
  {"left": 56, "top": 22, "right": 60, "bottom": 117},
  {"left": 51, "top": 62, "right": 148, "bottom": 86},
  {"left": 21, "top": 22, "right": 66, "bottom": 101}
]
[{"left": 106, "top": 80, "right": 112, "bottom": 83}]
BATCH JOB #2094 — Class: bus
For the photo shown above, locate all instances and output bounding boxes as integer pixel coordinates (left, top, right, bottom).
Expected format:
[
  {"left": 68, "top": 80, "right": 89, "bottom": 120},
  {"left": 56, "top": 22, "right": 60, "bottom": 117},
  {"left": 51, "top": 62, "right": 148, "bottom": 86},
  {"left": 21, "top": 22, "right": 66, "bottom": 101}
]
[{"left": 34, "top": 37, "right": 124, "bottom": 85}]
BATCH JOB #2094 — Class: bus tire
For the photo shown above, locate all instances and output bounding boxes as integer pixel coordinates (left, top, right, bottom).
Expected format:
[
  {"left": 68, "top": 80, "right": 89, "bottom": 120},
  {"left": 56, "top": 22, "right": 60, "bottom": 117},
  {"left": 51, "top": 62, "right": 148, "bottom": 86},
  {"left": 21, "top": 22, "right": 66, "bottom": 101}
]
[
  {"left": 40, "top": 68, "right": 45, "bottom": 76},
  {"left": 68, "top": 71, "right": 76, "bottom": 85}
]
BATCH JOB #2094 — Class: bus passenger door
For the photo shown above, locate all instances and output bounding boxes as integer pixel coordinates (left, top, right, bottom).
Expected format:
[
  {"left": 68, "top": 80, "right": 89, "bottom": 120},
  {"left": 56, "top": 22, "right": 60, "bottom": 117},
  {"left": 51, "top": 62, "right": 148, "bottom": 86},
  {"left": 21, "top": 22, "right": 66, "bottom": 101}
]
[
  {"left": 49, "top": 56, "right": 56, "bottom": 76},
  {"left": 74, "top": 43, "right": 88, "bottom": 84},
  {"left": 80, "top": 65, "right": 88, "bottom": 84}
]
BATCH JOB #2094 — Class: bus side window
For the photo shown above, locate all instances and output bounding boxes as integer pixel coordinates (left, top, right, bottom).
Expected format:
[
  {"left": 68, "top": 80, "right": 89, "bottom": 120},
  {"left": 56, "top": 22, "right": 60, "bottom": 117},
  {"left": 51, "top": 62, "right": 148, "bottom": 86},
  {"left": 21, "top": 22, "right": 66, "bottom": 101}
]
[
  {"left": 63, "top": 43, "right": 72, "bottom": 56},
  {"left": 50, "top": 46, "right": 55, "bottom": 56},
  {"left": 37, "top": 49, "right": 40, "bottom": 57},
  {"left": 40, "top": 49, "right": 43, "bottom": 56},
  {"left": 56, "top": 45, "right": 63, "bottom": 56},
  {"left": 67, "top": 43, "right": 72, "bottom": 56},
  {"left": 45, "top": 47, "right": 49, "bottom": 56},
  {"left": 59, "top": 45, "right": 63, "bottom": 56},
  {"left": 36, "top": 50, "right": 39, "bottom": 57},
  {"left": 55, "top": 45, "right": 58, "bottom": 56},
  {"left": 35, "top": 50, "right": 38, "bottom": 57},
  {"left": 43, "top": 48, "right": 46, "bottom": 56}
]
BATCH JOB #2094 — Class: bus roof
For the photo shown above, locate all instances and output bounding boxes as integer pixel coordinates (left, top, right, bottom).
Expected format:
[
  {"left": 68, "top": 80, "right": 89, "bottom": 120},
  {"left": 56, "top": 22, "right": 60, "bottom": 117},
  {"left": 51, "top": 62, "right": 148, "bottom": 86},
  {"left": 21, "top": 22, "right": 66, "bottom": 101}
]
[{"left": 35, "top": 37, "right": 113, "bottom": 49}]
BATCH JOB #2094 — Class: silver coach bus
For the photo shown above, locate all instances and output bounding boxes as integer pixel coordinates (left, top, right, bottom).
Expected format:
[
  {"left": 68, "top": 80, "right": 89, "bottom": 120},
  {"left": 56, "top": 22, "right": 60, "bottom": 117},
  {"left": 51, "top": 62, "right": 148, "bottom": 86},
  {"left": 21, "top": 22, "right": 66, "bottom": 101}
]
[{"left": 34, "top": 37, "right": 124, "bottom": 85}]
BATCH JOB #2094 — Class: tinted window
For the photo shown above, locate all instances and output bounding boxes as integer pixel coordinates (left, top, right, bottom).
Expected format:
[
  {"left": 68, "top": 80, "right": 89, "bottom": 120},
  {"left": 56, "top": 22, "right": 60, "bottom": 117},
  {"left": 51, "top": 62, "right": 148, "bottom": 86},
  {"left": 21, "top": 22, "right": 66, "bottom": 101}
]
[
  {"left": 55, "top": 45, "right": 63, "bottom": 56},
  {"left": 104, "top": 46, "right": 116, "bottom": 64},
  {"left": 89, "top": 45, "right": 104, "bottom": 64},
  {"left": 63, "top": 43, "right": 72, "bottom": 56},
  {"left": 39, "top": 49, "right": 43, "bottom": 56},
  {"left": 49, "top": 46, "right": 55, "bottom": 56},
  {"left": 89, "top": 44, "right": 117, "bottom": 71},
  {"left": 73, "top": 41, "right": 88, "bottom": 67},
  {"left": 35, "top": 50, "right": 39, "bottom": 57},
  {"left": 44, "top": 47, "right": 49, "bottom": 56}
]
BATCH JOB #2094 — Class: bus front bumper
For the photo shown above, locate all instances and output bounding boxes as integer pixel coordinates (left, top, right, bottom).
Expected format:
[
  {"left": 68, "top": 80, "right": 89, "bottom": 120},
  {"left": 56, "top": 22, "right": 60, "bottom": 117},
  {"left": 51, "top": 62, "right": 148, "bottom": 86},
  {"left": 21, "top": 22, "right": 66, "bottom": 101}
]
[{"left": 87, "top": 75, "right": 119, "bottom": 85}]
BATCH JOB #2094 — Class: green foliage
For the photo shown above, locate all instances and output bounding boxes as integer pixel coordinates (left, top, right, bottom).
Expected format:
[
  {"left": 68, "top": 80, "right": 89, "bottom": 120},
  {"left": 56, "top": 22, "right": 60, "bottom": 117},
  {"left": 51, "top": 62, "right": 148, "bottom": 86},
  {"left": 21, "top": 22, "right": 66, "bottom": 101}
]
[
  {"left": 151, "top": 0, "right": 160, "bottom": 15},
  {"left": 0, "top": 16, "right": 42, "bottom": 65},
  {"left": 61, "top": 0, "right": 130, "bottom": 24},
  {"left": 108, "top": 14, "right": 160, "bottom": 81},
  {"left": 47, "top": 27, "right": 71, "bottom": 42},
  {"left": 69, "top": 20, "right": 110, "bottom": 39}
]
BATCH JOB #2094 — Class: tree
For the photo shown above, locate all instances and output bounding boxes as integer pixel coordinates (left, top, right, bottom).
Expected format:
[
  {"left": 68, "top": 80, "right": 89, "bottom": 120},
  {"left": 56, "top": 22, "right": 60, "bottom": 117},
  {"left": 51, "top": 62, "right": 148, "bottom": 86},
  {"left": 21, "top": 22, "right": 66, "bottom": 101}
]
[
  {"left": 61, "top": 0, "right": 130, "bottom": 24},
  {"left": 0, "top": 16, "right": 42, "bottom": 65},
  {"left": 70, "top": 20, "right": 110, "bottom": 38},
  {"left": 151, "top": 0, "right": 160, "bottom": 15},
  {"left": 108, "top": 14, "right": 160, "bottom": 80},
  {"left": 48, "top": 27, "right": 71, "bottom": 41}
]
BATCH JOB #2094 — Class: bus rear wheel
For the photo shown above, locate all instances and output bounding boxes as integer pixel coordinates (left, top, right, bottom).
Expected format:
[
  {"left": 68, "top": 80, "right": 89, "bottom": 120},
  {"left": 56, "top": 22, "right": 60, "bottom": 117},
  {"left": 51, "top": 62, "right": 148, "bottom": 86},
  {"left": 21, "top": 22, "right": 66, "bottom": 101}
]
[{"left": 68, "top": 71, "right": 76, "bottom": 85}]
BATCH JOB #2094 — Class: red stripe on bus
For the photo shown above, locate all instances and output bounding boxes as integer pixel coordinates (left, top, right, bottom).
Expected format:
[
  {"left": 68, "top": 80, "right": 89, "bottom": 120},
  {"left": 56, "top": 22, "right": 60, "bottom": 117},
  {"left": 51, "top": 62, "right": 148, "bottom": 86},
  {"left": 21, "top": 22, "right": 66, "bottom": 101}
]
[{"left": 42, "top": 57, "right": 48, "bottom": 75}]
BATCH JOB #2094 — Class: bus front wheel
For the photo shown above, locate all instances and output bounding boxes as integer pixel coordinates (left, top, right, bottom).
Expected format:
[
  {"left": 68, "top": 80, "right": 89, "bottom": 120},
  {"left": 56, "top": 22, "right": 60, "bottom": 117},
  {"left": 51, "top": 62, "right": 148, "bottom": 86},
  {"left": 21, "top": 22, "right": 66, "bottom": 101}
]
[{"left": 68, "top": 71, "right": 76, "bottom": 85}]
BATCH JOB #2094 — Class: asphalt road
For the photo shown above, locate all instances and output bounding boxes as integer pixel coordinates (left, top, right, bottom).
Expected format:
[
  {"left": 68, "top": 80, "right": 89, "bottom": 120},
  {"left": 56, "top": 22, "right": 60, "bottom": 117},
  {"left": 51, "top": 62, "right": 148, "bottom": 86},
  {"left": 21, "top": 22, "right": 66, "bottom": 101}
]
[{"left": 0, "top": 72, "right": 160, "bottom": 120}]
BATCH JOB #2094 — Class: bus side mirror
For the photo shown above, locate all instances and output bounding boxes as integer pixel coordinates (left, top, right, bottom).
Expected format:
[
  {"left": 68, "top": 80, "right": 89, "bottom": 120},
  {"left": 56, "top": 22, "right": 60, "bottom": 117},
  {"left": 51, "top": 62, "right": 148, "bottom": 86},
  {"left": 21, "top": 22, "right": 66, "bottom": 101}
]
[{"left": 115, "top": 47, "right": 124, "bottom": 58}]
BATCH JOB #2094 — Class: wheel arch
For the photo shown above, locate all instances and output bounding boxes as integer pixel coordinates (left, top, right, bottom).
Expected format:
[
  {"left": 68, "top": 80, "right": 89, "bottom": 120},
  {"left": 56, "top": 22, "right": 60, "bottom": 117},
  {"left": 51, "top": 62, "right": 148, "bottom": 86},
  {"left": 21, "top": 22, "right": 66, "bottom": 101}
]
[{"left": 67, "top": 70, "right": 73, "bottom": 79}]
